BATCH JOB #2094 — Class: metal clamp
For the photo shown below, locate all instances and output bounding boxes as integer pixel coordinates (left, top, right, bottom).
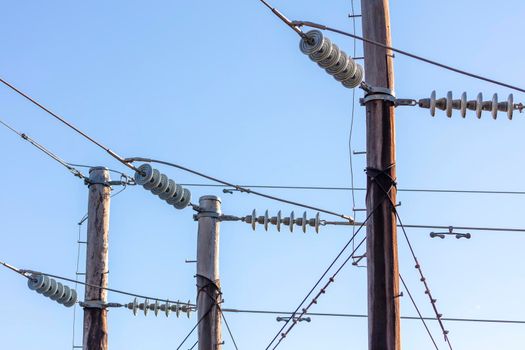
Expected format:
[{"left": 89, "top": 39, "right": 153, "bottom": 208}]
[
  {"left": 360, "top": 86, "right": 396, "bottom": 105},
  {"left": 361, "top": 94, "right": 396, "bottom": 104},
  {"left": 80, "top": 301, "right": 122, "bottom": 309},
  {"left": 194, "top": 211, "right": 221, "bottom": 221}
]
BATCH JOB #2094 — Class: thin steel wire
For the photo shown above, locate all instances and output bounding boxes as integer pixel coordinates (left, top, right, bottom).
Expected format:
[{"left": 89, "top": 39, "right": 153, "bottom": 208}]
[
  {"left": 400, "top": 274, "right": 440, "bottom": 350},
  {"left": 0, "top": 260, "right": 31, "bottom": 278},
  {"left": 0, "top": 118, "right": 87, "bottom": 180},
  {"left": 322, "top": 220, "right": 525, "bottom": 234},
  {"left": 126, "top": 157, "right": 355, "bottom": 222},
  {"left": 220, "top": 306, "right": 240, "bottom": 350},
  {"left": 180, "top": 183, "right": 525, "bottom": 197},
  {"left": 266, "top": 190, "right": 391, "bottom": 350},
  {"left": 396, "top": 211, "right": 453, "bottom": 350},
  {"left": 362, "top": 162, "right": 453, "bottom": 349},
  {"left": 71, "top": 219, "right": 85, "bottom": 350},
  {"left": 348, "top": 0, "right": 361, "bottom": 261},
  {"left": 0, "top": 77, "right": 140, "bottom": 172},
  {"left": 293, "top": 21, "right": 525, "bottom": 94},
  {"left": 221, "top": 308, "right": 525, "bottom": 325},
  {"left": 16, "top": 267, "right": 196, "bottom": 307},
  {"left": 67, "top": 163, "right": 136, "bottom": 184},
  {"left": 188, "top": 340, "right": 198, "bottom": 350},
  {"left": 271, "top": 236, "right": 368, "bottom": 350},
  {"left": 257, "top": 0, "right": 525, "bottom": 93},
  {"left": 176, "top": 303, "right": 215, "bottom": 350}
]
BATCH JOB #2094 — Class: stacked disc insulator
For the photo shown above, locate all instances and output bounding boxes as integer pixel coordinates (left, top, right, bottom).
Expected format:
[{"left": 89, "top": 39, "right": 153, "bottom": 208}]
[
  {"left": 300, "top": 30, "right": 364, "bottom": 89},
  {"left": 418, "top": 91, "right": 523, "bottom": 119},
  {"left": 134, "top": 164, "right": 191, "bottom": 210},
  {"left": 27, "top": 274, "right": 77, "bottom": 307},
  {"left": 244, "top": 210, "right": 322, "bottom": 233},
  {"left": 126, "top": 298, "right": 193, "bottom": 318}
]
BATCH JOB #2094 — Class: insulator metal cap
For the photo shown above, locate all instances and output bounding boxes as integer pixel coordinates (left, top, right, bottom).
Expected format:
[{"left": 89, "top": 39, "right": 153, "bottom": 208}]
[
  {"left": 299, "top": 30, "right": 325, "bottom": 55},
  {"left": 134, "top": 164, "right": 154, "bottom": 186}
]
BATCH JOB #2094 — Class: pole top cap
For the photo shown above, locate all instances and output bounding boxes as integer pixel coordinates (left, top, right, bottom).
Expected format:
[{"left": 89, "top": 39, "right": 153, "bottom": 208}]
[
  {"left": 199, "top": 195, "right": 221, "bottom": 203},
  {"left": 89, "top": 166, "right": 109, "bottom": 173}
]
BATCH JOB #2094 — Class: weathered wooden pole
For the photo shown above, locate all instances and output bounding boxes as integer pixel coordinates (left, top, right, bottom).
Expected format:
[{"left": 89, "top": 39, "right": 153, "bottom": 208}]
[
  {"left": 360, "top": 1, "right": 401, "bottom": 350},
  {"left": 83, "top": 167, "right": 111, "bottom": 350},
  {"left": 196, "top": 195, "right": 222, "bottom": 350}
]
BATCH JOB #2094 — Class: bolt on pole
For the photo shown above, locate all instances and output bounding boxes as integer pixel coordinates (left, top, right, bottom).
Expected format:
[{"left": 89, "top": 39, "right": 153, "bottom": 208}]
[
  {"left": 83, "top": 167, "right": 111, "bottom": 350},
  {"left": 196, "top": 195, "right": 222, "bottom": 350}
]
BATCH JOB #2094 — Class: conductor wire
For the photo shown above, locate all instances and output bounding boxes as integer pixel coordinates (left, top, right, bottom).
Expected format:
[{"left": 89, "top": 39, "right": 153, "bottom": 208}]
[
  {"left": 126, "top": 157, "right": 355, "bottom": 222},
  {"left": 292, "top": 21, "right": 525, "bottom": 94},
  {"left": 266, "top": 187, "right": 393, "bottom": 350},
  {"left": 258, "top": 0, "right": 307, "bottom": 39},
  {"left": 400, "top": 274, "right": 440, "bottom": 350},
  {"left": 3, "top": 265, "right": 197, "bottom": 307},
  {"left": 0, "top": 118, "right": 87, "bottom": 180},
  {"left": 0, "top": 77, "right": 140, "bottom": 173}
]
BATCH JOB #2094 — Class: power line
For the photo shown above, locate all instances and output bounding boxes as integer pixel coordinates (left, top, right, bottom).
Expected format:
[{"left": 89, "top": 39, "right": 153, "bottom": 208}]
[
  {"left": 0, "top": 77, "right": 140, "bottom": 173},
  {"left": 256, "top": 0, "right": 525, "bottom": 94},
  {"left": 0, "top": 261, "right": 196, "bottom": 307},
  {"left": 396, "top": 211, "right": 454, "bottom": 350},
  {"left": 400, "top": 274, "right": 440, "bottom": 350},
  {"left": 126, "top": 157, "right": 355, "bottom": 222},
  {"left": 348, "top": 0, "right": 360, "bottom": 261},
  {"left": 221, "top": 308, "right": 525, "bottom": 325},
  {"left": 316, "top": 219, "right": 525, "bottom": 234},
  {"left": 0, "top": 118, "right": 87, "bottom": 180},
  {"left": 180, "top": 183, "right": 525, "bottom": 197},
  {"left": 220, "top": 306, "right": 240, "bottom": 350},
  {"left": 176, "top": 304, "right": 214, "bottom": 350},
  {"left": 301, "top": 22, "right": 525, "bottom": 94},
  {"left": 266, "top": 192, "right": 390, "bottom": 350},
  {"left": 397, "top": 223, "right": 525, "bottom": 234}
]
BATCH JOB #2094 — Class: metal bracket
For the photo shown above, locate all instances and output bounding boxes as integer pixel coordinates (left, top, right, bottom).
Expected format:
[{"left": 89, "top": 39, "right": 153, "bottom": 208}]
[
  {"left": 361, "top": 94, "right": 396, "bottom": 104},
  {"left": 367, "top": 86, "right": 395, "bottom": 95},
  {"left": 80, "top": 300, "right": 106, "bottom": 309},
  {"left": 359, "top": 86, "right": 416, "bottom": 107},
  {"left": 360, "top": 86, "right": 396, "bottom": 105},
  {"left": 194, "top": 211, "right": 220, "bottom": 220},
  {"left": 85, "top": 180, "right": 131, "bottom": 187},
  {"left": 80, "top": 300, "right": 122, "bottom": 309}
]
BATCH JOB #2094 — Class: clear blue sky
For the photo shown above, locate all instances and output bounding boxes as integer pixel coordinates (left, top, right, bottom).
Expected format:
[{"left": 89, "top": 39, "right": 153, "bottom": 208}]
[{"left": 1, "top": 1, "right": 524, "bottom": 349}]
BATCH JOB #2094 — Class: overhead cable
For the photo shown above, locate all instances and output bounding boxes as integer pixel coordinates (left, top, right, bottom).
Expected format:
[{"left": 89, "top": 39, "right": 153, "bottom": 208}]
[
  {"left": 0, "top": 77, "right": 140, "bottom": 173},
  {"left": 400, "top": 274, "right": 440, "bottom": 350},
  {"left": 126, "top": 157, "right": 355, "bottom": 222},
  {"left": 396, "top": 212, "right": 453, "bottom": 350},
  {"left": 0, "top": 261, "right": 195, "bottom": 307},
  {"left": 265, "top": 193, "right": 389, "bottom": 350},
  {"left": 256, "top": 0, "right": 525, "bottom": 94},
  {"left": 0, "top": 118, "right": 87, "bottom": 180},
  {"left": 180, "top": 183, "right": 525, "bottom": 197},
  {"left": 222, "top": 308, "right": 525, "bottom": 325}
]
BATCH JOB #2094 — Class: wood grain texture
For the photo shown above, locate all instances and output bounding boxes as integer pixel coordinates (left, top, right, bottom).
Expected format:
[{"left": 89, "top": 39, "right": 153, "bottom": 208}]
[
  {"left": 197, "top": 196, "right": 222, "bottom": 350},
  {"left": 83, "top": 167, "right": 111, "bottom": 350},
  {"left": 361, "top": 1, "right": 401, "bottom": 350}
]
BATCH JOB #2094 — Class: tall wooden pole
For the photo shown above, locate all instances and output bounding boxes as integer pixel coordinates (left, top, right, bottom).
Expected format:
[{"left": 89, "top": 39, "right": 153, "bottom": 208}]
[
  {"left": 83, "top": 167, "right": 111, "bottom": 350},
  {"left": 196, "top": 195, "right": 222, "bottom": 350},
  {"left": 360, "top": 1, "right": 401, "bottom": 350}
]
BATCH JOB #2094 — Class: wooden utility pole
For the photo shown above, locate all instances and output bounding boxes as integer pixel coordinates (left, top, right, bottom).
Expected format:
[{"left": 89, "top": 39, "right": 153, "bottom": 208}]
[
  {"left": 361, "top": 1, "right": 401, "bottom": 350},
  {"left": 83, "top": 167, "right": 111, "bottom": 350},
  {"left": 196, "top": 195, "right": 222, "bottom": 350}
]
